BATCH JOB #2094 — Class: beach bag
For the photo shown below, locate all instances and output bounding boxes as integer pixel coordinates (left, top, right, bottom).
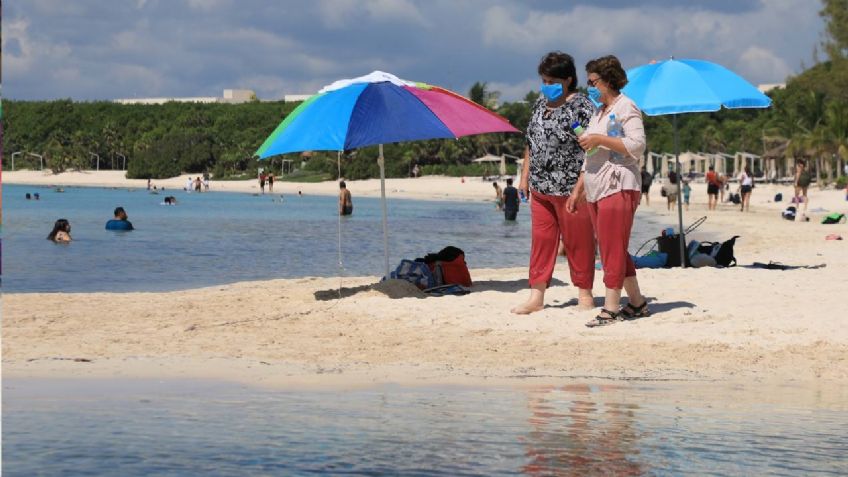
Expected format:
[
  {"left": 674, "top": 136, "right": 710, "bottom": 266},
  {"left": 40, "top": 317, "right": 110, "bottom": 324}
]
[
  {"left": 632, "top": 252, "right": 667, "bottom": 269},
  {"left": 821, "top": 213, "right": 846, "bottom": 224},
  {"left": 657, "top": 234, "right": 688, "bottom": 268},
  {"left": 391, "top": 259, "right": 436, "bottom": 290},
  {"left": 423, "top": 246, "right": 472, "bottom": 287},
  {"left": 774, "top": 192, "right": 783, "bottom": 202},
  {"left": 696, "top": 235, "right": 740, "bottom": 267},
  {"left": 782, "top": 206, "right": 796, "bottom": 221},
  {"left": 729, "top": 193, "right": 741, "bottom": 204}
]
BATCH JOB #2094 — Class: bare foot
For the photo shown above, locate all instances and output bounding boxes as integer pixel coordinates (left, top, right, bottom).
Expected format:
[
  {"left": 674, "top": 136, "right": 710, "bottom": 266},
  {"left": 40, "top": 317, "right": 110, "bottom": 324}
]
[
  {"left": 577, "top": 296, "right": 595, "bottom": 310},
  {"left": 510, "top": 302, "right": 544, "bottom": 314},
  {"left": 577, "top": 290, "right": 595, "bottom": 310}
]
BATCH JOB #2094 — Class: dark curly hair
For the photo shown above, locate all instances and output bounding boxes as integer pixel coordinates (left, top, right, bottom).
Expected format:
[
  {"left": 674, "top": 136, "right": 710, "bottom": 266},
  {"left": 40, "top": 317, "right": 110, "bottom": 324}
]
[
  {"left": 537, "top": 51, "right": 578, "bottom": 93},
  {"left": 586, "top": 55, "right": 628, "bottom": 91}
]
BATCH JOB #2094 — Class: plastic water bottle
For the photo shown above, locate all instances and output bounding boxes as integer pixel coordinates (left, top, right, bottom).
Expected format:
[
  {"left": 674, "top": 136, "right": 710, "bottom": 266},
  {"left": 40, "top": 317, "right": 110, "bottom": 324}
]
[
  {"left": 571, "top": 122, "right": 597, "bottom": 156},
  {"left": 607, "top": 114, "right": 624, "bottom": 138}
]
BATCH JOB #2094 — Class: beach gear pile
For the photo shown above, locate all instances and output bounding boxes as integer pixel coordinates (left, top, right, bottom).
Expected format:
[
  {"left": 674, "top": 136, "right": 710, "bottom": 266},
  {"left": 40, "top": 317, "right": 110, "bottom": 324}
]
[
  {"left": 389, "top": 246, "right": 472, "bottom": 295},
  {"left": 631, "top": 217, "right": 739, "bottom": 269}
]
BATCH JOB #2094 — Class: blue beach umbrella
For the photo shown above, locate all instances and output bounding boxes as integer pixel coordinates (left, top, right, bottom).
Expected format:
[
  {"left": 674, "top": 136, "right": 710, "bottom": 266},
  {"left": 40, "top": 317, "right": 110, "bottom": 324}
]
[
  {"left": 256, "top": 71, "right": 519, "bottom": 278},
  {"left": 623, "top": 58, "right": 772, "bottom": 266}
]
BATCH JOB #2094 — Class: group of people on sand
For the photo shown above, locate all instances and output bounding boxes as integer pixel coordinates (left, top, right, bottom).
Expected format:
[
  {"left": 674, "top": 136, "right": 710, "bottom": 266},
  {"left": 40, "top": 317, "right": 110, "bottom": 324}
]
[
  {"left": 509, "top": 51, "right": 649, "bottom": 328},
  {"left": 259, "top": 171, "right": 275, "bottom": 194},
  {"left": 48, "top": 207, "right": 135, "bottom": 243}
]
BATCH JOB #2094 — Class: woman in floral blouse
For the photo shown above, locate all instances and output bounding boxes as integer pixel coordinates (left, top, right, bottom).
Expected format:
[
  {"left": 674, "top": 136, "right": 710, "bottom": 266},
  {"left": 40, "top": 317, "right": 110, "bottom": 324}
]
[{"left": 512, "top": 51, "right": 597, "bottom": 314}]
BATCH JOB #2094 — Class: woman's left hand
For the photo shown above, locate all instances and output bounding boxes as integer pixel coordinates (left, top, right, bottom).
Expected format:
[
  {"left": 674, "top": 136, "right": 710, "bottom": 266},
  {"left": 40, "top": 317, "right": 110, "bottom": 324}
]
[{"left": 578, "top": 134, "right": 603, "bottom": 151}]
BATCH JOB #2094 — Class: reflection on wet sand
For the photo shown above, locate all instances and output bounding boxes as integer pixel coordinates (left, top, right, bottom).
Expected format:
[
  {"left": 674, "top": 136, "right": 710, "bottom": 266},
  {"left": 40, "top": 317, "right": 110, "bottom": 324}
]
[{"left": 523, "top": 384, "right": 644, "bottom": 476}]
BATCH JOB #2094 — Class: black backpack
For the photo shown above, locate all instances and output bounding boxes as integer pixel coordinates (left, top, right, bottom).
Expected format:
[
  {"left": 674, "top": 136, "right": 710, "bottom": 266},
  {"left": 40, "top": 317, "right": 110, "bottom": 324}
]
[{"left": 696, "top": 236, "right": 740, "bottom": 267}]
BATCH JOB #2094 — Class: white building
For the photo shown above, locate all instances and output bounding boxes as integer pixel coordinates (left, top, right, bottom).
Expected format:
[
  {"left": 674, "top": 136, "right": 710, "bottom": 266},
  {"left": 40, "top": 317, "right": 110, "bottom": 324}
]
[
  {"left": 757, "top": 83, "right": 785, "bottom": 93},
  {"left": 114, "top": 89, "right": 257, "bottom": 105},
  {"left": 283, "top": 94, "right": 313, "bottom": 102}
]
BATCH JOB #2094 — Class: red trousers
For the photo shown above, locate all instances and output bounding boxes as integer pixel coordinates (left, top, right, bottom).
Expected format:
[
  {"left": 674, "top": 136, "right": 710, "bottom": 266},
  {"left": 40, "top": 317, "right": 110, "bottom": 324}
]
[
  {"left": 588, "top": 190, "right": 640, "bottom": 289},
  {"left": 529, "top": 191, "right": 595, "bottom": 289}
]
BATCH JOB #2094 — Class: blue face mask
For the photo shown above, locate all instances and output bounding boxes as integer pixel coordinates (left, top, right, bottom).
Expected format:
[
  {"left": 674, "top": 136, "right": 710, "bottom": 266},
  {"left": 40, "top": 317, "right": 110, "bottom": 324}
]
[
  {"left": 587, "top": 86, "right": 602, "bottom": 107},
  {"left": 540, "top": 83, "right": 563, "bottom": 101}
]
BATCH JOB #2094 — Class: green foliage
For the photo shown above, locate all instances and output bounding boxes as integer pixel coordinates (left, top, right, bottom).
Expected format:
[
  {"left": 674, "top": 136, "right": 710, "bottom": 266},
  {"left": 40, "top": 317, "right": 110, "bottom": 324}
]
[{"left": 5, "top": 2, "right": 847, "bottom": 184}]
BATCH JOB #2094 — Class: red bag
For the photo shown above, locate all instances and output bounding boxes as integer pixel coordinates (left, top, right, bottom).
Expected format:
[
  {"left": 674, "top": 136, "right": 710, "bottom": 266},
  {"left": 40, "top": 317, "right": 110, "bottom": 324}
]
[{"left": 431, "top": 255, "right": 472, "bottom": 287}]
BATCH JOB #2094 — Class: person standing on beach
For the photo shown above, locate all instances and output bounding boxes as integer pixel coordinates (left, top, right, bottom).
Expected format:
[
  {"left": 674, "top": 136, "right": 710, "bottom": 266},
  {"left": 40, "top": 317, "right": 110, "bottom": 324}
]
[
  {"left": 571, "top": 55, "right": 649, "bottom": 327},
  {"left": 663, "top": 170, "right": 678, "bottom": 211},
  {"left": 738, "top": 166, "right": 754, "bottom": 212},
  {"left": 203, "top": 171, "right": 210, "bottom": 191},
  {"left": 794, "top": 160, "right": 811, "bottom": 218},
  {"left": 268, "top": 172, "right": 275, "bottom": 192},
  {"left": 682, "top": 179, "right": 691, "bottom": 211},
  {"left": 259, "top": 171, "right": 267, "bottom": 194},
  {"left": 640, "top": 166, "right": 652, "bottom": 205},
  {"left": 706, "top": 165, "right": 720, "bottom": 210},
  {"left": 194, "top": 177, "right": 202, "bottom": 192},
  {"left": 185, "top": 177, "right": 193, "bottom": 192},
  {"left": 503, "top": 178, "right": 520, "bottom": 221},
  {"left": 512, "top": 51, "right": 597, "bottom": 315},
  {"left": 339, "top": 181, "right": 353, "bottom": 216}
]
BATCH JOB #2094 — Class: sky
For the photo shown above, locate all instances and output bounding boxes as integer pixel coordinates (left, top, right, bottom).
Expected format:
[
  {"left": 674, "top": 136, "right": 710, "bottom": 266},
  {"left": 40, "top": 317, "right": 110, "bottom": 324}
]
[{"left": 2, "top": 0, "right": 825, "bottom": 102}]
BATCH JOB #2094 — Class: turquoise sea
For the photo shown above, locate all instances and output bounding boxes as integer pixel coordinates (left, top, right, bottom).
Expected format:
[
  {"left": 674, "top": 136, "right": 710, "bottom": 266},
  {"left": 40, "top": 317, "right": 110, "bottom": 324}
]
[{"left": 2, "top": 183, "right": 664, "bottom": 293}]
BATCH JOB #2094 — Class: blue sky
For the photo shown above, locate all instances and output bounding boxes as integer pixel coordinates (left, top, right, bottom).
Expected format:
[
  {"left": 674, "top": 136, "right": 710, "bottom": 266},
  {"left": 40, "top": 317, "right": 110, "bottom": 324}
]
[{"left": 2, "top": 0, "right": 824, "bottom": 102}]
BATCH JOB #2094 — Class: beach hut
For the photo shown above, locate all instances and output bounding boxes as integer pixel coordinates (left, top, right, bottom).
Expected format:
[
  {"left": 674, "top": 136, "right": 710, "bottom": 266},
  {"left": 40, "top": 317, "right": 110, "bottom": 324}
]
[{"left": 472, "top": 154, "right": 507, "bottom": 177}]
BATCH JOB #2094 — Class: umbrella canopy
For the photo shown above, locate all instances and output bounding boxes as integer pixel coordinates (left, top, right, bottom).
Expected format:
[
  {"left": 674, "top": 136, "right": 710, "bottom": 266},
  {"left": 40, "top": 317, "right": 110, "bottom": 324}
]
[
  {"left": 623, "top": 58, "right": 772, "bottom": 116},
  {"left": 256, "top": 71, "right": 518, "bottom": 158},
  {"left": 622, "top": 58, "right": 772, "bottom": 267},
  {"left": 255, "top": 71, "right": 520, "bottom": 279}
]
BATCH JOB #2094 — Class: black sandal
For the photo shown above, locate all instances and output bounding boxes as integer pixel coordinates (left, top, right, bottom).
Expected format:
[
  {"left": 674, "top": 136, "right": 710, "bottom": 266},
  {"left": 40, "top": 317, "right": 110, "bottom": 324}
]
[
  {"left": 620, "top": 300, "right": 650, "bottom": 320},
  {"left": 585, "top": 308, "right": 621, "bottom": 328}
]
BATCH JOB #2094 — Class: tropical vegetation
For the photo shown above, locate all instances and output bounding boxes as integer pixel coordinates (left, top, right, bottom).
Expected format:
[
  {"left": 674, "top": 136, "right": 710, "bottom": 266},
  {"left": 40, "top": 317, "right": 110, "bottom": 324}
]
[{"left": 3, "top": 0, "right": 846, "bottom": 187}]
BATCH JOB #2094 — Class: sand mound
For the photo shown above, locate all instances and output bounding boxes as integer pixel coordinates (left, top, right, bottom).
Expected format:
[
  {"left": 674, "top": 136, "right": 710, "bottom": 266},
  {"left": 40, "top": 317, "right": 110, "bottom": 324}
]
[{"left": 368, "top": 279, "right": 427, "bottom": 299}]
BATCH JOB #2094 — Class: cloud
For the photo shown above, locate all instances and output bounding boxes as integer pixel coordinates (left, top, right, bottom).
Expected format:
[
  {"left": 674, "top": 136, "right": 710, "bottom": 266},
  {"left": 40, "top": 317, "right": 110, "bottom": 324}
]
[{"left": 1, "top": 0, "right": 824, "bottom": 101}]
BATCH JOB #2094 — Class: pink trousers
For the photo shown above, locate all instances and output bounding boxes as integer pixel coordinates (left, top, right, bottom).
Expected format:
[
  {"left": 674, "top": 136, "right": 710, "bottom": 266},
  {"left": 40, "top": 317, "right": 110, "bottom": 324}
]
[
  {"left": 587, "top": 190, "right": 640, "bottom": 289},
  {"left": 529, "top": 191, "right": 596, "bottom": 289}
]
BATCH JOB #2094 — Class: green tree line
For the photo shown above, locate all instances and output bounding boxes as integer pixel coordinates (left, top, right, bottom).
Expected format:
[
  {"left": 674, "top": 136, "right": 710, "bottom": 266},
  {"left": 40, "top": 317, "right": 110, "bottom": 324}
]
[{"left": 4, "top": 1, "right": 846, "bottom": 186}]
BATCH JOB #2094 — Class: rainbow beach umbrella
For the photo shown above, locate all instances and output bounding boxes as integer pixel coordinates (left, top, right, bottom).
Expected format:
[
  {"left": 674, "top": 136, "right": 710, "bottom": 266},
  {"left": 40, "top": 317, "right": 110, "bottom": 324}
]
[{"left": 256, "top": 71, "right": 519, "bottom": 278}]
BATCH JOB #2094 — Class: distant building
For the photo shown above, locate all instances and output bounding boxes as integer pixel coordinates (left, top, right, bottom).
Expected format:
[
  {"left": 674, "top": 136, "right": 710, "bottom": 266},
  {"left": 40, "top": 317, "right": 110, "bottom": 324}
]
[
  {"left": 757, "top": 83, "right": 785, "bottom": 93},
  {"left": 114, "top": 89, "right": 257, "bottom": 105},
  {"left": 283, "top": 94, "right": 313, "bottom": 102}
]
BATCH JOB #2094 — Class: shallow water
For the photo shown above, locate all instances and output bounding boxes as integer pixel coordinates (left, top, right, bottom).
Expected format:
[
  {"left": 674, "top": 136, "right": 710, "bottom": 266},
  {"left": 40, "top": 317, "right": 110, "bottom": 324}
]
[
  {"left": 3, "top": 184, "right": 667, "bottom": 292},
  {"left": 3, "top": 378, "right": 846, "bottom": 476}
]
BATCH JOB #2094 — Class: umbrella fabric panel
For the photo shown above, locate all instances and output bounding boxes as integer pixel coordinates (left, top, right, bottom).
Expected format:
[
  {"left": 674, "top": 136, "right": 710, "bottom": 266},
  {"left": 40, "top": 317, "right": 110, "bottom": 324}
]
[
  {"left": 255, "top": 94, "right": 319, "bottom": 158},
  {"left": 256, "top": 83, "right": 369, "bottom": 158},
  {"left": 625, "top": 61, "right": 723, "bottom": 115},
  {"left": 683, "top": 59, "right": 771, "bottom": 109},
  {"left": 623, "top": 59, "right": 771, "bottom": 116},
  {"left": 406, "top": 86, "right": 520, "bottom": 136},
  {"left": 344, "top": 82, "right": 454, "bottom": 149}
]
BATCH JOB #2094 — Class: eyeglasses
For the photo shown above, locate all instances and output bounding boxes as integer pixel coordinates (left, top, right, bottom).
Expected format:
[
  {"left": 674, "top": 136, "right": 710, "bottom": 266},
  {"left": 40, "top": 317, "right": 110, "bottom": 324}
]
[{"left": 587, "top": 77, "right": 600, "bottom": 87}]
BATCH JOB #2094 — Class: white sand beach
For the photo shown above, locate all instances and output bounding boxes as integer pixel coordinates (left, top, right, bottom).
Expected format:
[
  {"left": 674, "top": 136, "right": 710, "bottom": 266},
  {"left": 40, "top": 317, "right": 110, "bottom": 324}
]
[
  {"left": 4, "top": 171, "right": 848, "bottom": 388},
  {"left": 3, "top": 170, "right": 503, "bottom": 202}
]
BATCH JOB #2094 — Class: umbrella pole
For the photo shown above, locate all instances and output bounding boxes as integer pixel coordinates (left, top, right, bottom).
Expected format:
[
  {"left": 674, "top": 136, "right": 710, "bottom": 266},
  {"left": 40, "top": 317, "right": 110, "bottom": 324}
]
[
  {"left": 674, "top": 114, "right": 686, "bottom": 268},
  {"left": 379, "top": 144, "right": 390, "bottom": 279}
]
